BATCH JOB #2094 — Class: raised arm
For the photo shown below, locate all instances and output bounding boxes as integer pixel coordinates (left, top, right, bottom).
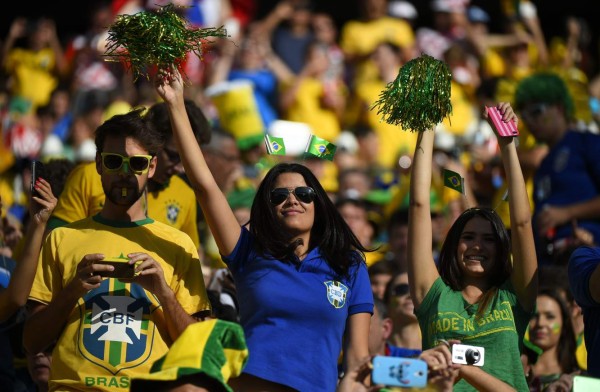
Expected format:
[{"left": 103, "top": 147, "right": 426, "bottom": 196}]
[
  {"left": 0, "top": 178, "right": 56, "bottom": 322},
  {"left": 486, "top": 103, "right": 538, "bottom": 312},
  {"left": 155, "top": 70, "right": 241, "bottom": 256},
  {"left": 407, "top": 130, "right": 440, "bottom": 308}
]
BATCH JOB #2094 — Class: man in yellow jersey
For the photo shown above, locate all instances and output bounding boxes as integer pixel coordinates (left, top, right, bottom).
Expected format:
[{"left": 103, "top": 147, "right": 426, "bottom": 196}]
[
  {"left": 24, "top": 109, "right": 211, "bottom": 391},
  {"left": 46, "top": 99, "right": 211, "bottom": 251}
]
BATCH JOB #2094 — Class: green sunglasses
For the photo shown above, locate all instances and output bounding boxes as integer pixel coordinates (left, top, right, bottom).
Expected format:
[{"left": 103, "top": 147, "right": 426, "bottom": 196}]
[{"left": 101, "top": 153, "right": 153, "bottom": 174}]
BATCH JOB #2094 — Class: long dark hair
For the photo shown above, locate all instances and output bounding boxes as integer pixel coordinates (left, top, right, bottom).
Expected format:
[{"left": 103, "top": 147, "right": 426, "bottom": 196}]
[
  {"left": 249, "top": 163, "right": 369, "bottom": 276},
  {"left": 438, "top": 207, "right": 512, "bottom": 317},
  {"left": 535, "top": 288, "right": 579, "bottom": 374}
]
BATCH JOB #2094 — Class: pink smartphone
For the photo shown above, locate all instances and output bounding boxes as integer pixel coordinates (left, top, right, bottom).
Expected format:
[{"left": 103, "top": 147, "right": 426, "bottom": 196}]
[{"left": 486, "top": 106, "right": 519, "bottom": 137}]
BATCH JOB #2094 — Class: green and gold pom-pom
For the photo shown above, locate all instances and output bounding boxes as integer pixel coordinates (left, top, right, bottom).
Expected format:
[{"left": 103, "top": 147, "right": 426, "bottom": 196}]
[
  {"left": 371, "top": 54, "right": 453, "bottom": 132},
  {"left": 104, "top": 4, "right": 228, "bottom": 81}
]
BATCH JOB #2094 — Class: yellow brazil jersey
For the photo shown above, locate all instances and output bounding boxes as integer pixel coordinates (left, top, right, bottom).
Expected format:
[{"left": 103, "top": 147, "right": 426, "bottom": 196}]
[
  {"left": 4, "top": 47, "right": 58, "bottom": 110},
  {"left": 29, "top": 215, "right": 210, "bottom": 392},
  {"left": 51, "top": 162, "right": 200, "bottom": 249},
  {"left": 340, "top": 17, "right": 415, "bottom": 86},
  {"left": 282, "top": 77, "right": 344, "bottom": 143},
  {"left": 352, "top": 80, "right": 418, "bottom": 169}
]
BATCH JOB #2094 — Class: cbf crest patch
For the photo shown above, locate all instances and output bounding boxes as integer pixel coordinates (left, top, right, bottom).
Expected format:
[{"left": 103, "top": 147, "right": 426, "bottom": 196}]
[
  {"left": 324, "top": 281, "right": 348, "bottom": 309},
  {"left": 166, "top": 200, "right": 181, "bottom": 224},
  {"left": 78, "top": 279, "right": 158, "bottom": 374}
]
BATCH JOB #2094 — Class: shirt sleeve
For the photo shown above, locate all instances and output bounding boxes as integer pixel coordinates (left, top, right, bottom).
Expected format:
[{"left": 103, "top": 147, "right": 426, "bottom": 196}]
[{"left": 348, "top": 260, "right": 374, "bottom": 315}]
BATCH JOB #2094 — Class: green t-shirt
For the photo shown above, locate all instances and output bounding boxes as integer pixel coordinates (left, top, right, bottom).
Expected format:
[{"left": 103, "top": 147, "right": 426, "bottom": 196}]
[{"left": 415, "top": 277, "right": 531, "bottom": 391}]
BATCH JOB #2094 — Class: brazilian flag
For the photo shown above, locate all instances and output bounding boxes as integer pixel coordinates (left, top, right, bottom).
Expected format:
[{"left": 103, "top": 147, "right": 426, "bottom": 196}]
[
  {"left": 443, "top": 168, "right": 465, "bottom": 194},
  {"left": 264, "top": 134, "right": 286, "bottom": 155},
  {"left": 305, "top": 135, "right": 336, "bottom": 161},
  {"left": 130, "top": 319, "right": 248, "bottom": 392}
]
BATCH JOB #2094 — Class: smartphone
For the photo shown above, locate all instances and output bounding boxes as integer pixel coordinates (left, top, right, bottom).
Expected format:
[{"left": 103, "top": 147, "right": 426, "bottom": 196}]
[
  {"left": 30, "top": 160, "right": 46, "bottom": 198},
  {"left": 573, "top": 375, "right": 600, "bottom": 391},
  {"left": 371, "top": 355, "right": 428, "bottom": 388},
  {"left": 486, "top": 106, "right": 519, "bottom": 137},
  {"left": 451, "top": 344, "right": 485, "bottom": 366},
  {"left": 96, "top": 258, "right": 137, "bottom": 279}
]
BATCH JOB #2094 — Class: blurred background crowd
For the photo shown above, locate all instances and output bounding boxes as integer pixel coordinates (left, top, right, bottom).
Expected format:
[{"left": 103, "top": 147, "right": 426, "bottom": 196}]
[{"left": 1, "top": 0, "right": 600, "bottom": 390}]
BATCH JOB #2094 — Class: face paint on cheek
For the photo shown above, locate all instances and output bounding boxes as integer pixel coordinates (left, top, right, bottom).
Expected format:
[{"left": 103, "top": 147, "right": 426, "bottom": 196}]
[{"left": 551, "top": 322, "right": 561, "bottom": 334}]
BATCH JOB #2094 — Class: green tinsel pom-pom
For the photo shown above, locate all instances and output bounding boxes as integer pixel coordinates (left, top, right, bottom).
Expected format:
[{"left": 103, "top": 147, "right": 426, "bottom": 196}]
[
  {"left": 371, "top": 54, "right": 453, "bottom": 132},
  {"left": 104, "top": 4, "right": 228, "bottom": 81}
]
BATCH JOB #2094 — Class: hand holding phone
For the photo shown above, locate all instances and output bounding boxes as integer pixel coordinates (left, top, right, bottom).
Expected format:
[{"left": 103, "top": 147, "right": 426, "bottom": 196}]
[
  {"left": 30, "top": 160, "right": 46, "bottom": 198},
  {"left": 96, "top": 258, "right": 139, "bottom": 279},
  {"left": 371, "top": 355, "right": 428, "bottom": 388},
  {"left": 486, "top": 106, "right": 519, "bottom": 137}
]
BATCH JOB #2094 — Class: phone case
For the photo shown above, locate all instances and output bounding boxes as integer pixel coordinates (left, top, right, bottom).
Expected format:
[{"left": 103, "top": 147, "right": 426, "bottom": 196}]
[
  {"left": 486, "top": 106, "right": 519, "bottom": 137},
  {"left": 96, "top": 258, "right": 138, "bottom": 279},
  {"left": 30, "top": 160, "right": 45, "bottom": 197},
  {"left": 573, "top": 375, "right": 600, "bottom": 391},
  {"left": 371, "top": 355, "right": 428, "bottom": 388}
]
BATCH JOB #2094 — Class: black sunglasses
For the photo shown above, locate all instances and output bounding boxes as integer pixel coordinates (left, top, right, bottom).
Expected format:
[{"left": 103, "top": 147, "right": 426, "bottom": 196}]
[
  {"left": 270, "top": 186, "right": 316, "bottom": 205},
  {"left": 101, "top": 153, "right": 153, "bottom": 174},
  {"left": 521, "top": 103, "right": 548, "bottom": 121},
  {"left": 393, "top": 283, "right": 410, "bottom": 297}
]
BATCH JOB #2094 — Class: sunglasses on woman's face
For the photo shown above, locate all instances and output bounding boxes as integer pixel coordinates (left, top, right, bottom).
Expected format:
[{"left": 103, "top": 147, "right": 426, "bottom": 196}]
[
  {"left": 270, "top": 186, "right": 316, "bottom": 205},
  {"left": 392, "top": 283, "right": 410, "bottom": 297},
  {"left": 101, "top": 153, "right": 153, "bottom": 174}
]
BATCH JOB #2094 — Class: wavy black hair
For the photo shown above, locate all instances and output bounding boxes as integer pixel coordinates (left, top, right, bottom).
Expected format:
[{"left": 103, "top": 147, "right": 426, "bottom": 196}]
[
  {"left": 249, "top": 163, "right": 369, "bottom": 276},
  {"left": 438, "top": 207, "right": 512, "bottom": 317}
]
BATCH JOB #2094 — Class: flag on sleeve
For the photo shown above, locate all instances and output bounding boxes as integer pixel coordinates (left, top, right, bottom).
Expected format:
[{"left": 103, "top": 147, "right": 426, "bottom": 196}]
[
  {"left": 264, "top": 134, "right": 286, "bottom": 155},
  {"left": 443, "top": 168, "right": 465, "bottom": 194},
  {"left": 305, "top": 135, "right": 336, "bottom": 161}
]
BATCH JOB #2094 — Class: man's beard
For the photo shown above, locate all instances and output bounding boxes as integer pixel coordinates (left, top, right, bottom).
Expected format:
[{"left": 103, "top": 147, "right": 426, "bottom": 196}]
[{"left": 104, "top": 183, "right": 145, "bottom": 208}]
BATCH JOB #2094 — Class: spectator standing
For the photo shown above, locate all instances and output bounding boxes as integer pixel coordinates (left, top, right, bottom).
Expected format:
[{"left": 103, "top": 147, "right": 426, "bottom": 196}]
[
  {"left": 156, "top": 68, "right": 373, "bottom": 392},
  {"left": 46, "top": 99, "right": 211, "bottom": 252},
  {"left": 527, "top": 288, "right": 579, "bottom": 391},
  {"left": 23, "top": 108, "right": 211, "bottom": 390},
  {"left": 568, "top": 245, "right": 600, "bottom": 378},
  {"left": 384, "top": 272, "right": 421, "bottom": 351},
  {"left": 2, "top": 17, "right": 67, "bottom": 114},
  {"left": 407, "top": 103, "right": 537, "bottom": 390},
  {"left": 515, "top": 73, "right": 600, "bottom": 265}
]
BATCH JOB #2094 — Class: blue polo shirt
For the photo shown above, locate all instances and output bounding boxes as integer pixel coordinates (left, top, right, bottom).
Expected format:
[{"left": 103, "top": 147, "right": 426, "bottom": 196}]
[
  {"left": 569, "top": 246, "right": 600, "bottom": 377},
  {"left": 223, "top": 227, "right": 374, "bottom": 392}
]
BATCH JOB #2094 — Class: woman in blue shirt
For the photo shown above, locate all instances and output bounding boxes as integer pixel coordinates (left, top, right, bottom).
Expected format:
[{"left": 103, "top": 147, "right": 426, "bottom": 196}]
[{"left": 156, "top": 68, "right": 373, "bottom": 392}]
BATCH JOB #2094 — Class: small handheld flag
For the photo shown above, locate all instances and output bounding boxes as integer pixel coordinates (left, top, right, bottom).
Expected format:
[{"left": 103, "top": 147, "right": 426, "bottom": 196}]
[
  {"left": 305, "top": 135, "right": 336, "bottom": 161},
  {"left": 264, "top": 134, "right": 286, "bottom": 155},
  {"left": 443, "top": 168, "right": 465, "bottom": 195}
]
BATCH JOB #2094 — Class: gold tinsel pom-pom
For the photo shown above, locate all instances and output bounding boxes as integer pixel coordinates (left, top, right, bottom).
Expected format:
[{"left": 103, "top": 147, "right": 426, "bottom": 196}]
[
  {"left": 371, "top": 54, "right": 453, "bottom": 132},
  {"left": 104, "top": 3, "right": 228, "bottom": 81}
]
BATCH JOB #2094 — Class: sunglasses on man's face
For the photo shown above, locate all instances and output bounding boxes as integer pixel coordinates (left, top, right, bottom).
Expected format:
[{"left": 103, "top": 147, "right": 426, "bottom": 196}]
[
  {"left": 101, "top": 153, "right": 153, "bottom": 174},
  {"left": 270, "top": 186, "right": 316, "bottom": 205}
]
